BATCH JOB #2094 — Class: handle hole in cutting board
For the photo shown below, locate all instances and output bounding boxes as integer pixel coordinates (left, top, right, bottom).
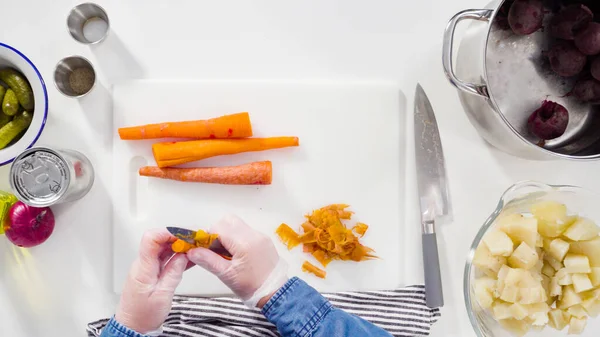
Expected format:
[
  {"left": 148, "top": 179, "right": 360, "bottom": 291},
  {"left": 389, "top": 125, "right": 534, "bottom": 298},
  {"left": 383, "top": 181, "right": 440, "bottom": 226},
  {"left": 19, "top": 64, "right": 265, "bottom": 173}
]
[{"left": 129, "top": 156, "right": 148, "bottom": 219}]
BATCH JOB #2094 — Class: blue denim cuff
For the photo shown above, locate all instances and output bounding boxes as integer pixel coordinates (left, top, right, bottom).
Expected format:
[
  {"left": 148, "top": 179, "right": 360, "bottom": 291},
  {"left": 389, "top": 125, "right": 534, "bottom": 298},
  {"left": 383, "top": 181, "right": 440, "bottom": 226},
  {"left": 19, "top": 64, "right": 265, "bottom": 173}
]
[
  {"left": 262, "top": 277, "right": 333, "bottom": 337},
  {"left": 100, "top": 317, "right": 149, "bottom": 337}
]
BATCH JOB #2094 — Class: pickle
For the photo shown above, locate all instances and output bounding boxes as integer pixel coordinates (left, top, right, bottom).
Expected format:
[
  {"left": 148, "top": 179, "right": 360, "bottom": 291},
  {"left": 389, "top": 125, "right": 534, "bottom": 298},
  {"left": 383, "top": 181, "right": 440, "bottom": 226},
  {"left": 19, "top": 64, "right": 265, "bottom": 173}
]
[
  {"left": 2, "top": 89, "right": 19, "bottom": 116},
  {"left": 0, "top": 112, "right": 11, "bottom": 129},
  {"left": 0, "top": 111, "right": 32, "bottom": 149},
  {"left": 0, "top": 69, "right": 34, "bottom": 111},
  {"left": 0, "top": 87, "right": 6, "bottom": 104}
]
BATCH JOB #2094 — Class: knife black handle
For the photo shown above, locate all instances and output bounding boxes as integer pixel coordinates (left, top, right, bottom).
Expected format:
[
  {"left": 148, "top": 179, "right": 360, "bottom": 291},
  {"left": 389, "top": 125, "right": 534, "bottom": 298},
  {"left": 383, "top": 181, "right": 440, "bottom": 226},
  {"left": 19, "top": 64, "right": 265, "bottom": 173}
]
[{"left": 422, "top": 232, "right": 444, "bottom": 308}]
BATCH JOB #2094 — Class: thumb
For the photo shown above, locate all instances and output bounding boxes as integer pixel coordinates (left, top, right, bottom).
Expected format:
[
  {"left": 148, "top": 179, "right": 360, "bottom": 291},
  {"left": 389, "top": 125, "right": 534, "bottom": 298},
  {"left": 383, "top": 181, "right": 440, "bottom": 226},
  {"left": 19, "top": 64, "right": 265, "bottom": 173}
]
[
  {"left": 156, "top": 254, "right": 188, "bottom": 292},
  {"left": 187, "top": 247, "right": 231, "bottom": 276}
]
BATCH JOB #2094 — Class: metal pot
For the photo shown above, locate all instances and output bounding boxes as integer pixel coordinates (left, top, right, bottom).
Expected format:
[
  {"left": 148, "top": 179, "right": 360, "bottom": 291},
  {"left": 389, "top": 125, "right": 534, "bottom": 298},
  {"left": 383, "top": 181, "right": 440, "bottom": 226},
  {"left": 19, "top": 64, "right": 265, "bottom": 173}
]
[{"left": 443, "top": 0, "right": 600, "bottom": 160}]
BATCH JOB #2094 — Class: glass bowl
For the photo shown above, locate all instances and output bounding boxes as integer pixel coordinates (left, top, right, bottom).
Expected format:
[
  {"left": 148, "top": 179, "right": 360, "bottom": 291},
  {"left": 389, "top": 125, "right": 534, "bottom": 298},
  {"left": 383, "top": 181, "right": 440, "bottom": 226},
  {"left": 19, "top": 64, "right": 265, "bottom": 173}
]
[{"left": 464, "top": 181, "right": 600, "bottom": 337}]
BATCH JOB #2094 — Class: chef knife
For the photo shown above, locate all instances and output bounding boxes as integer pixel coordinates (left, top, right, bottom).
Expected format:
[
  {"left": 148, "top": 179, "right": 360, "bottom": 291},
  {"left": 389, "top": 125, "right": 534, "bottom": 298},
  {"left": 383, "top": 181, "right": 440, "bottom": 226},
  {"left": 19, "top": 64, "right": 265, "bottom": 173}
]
[
  {"left": 167, "top": 226, "right": 233, "bottom": 260},
  {"left": 414, "top": 84, "right": 452, "bottom": 308}
]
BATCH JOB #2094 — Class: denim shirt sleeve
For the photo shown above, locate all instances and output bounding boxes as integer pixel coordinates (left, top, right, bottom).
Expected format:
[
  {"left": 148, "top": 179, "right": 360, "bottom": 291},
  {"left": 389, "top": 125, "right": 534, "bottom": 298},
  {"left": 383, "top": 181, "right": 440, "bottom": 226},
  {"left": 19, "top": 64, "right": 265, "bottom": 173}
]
[
  {"left": 262, "top": 277, "right": 393, "bottom": 337},
  {"left": 99, "top": 317, "right": 151, "bottom": 337}
]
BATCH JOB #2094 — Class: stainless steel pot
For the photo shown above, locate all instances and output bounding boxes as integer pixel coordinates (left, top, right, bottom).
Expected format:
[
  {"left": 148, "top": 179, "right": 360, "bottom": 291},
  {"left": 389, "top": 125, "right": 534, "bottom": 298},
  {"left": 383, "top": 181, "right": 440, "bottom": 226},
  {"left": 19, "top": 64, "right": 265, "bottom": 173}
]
[{"left": 443, "top": 1, "right": 600, "bottom": 160}]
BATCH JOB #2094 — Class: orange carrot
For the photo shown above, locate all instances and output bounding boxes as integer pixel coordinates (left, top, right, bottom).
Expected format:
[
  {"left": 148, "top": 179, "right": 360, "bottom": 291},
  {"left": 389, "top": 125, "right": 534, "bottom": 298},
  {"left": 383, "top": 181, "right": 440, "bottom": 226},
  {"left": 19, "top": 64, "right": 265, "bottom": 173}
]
[
  {"left": 153, "top": 137, "right": 299, "bottom": 167},
  {"left": 139, "top": 161, "right": 272, "bottom": 185},
  {"left": 302, "top": 261, "right": 327, "bottom": 279},
  {"left": 118, "top": 112, "right": 253, "bottom": 140}
]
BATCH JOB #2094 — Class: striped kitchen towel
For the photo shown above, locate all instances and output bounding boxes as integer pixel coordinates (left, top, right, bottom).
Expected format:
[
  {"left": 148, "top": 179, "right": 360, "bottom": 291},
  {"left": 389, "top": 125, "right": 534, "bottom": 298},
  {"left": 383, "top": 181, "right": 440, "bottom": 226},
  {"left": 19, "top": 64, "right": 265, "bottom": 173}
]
[{"left": 87, "top": 285, "right": 440, "bottom": 337}]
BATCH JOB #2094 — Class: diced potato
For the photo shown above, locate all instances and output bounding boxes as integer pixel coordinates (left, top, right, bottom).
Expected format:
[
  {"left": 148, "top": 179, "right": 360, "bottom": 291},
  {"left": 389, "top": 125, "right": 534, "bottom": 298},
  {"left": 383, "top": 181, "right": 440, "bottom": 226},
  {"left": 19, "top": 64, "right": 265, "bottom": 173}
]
[
  {"left": 534, "top": 259, "right": 544, "bottom": 275},
  {"left": 581, "top": 297, "right": 600, "bottom": 317},
  {"left": 530, "top": 311, "right": 549, "bottom": 326},
  {"left": 547, "top": 296, "right": 558, "bottom": 307},
  {"left": 474, "top": 277, "right": 496, "bottom": 309},
  {"left": 483, "top": 230, "right": 515, "bottom": 256},
  {"left": 536, "top": 234, "right": 543, "bottom": 247},
  {"left": 572, "top": 274, "right": 594, "bottom": 293},
  {"left": 501, "top": 285, "right": 519, "bottom": 303},
  {"left": 496, "top": 265, "right": 511, "bottom": 296},
  {"left": 558, "top": 285, "right": 583, "bottom": 309},
  {"left": 518, "top": 287, "right": 547, "bottom": 305},
  {"left": 527, "top": 302, "right": 550, "bottom": 326},
  {"left": 567, "top": 305, "right": 588, "bottom": 319},
  {"left": 548, "top": 238, "right": 570, "bottom": 262},
  {"left": 589, "top": 268, "right": 600, "bottom": 287},
  {"left": 499, "top": 214, "right": 538, "bottom": 248},
  {"left": 531, "top": 201, "right": 569, "bottom": 238},
  {"left": 564, "top": 254, "right": 592, "bottom": 274},
  {"left": 474, "top": 244, "right": 507, "bottom": 277},
  {"left": 544, "top": 254, "right": 564, "bottom": 271},
  {"left": 499, "top": 318, "right": 531, "bottom": 337},
  {"left": 563, "top": 217, "right": 600, "bottom": 241},
  {"left": 509, "top": 303, "right": 528, "bottom": 320},
  {"left": 504, "top": 267, "right": 536, "bottom": 287},
  {"left": 508, "top": 242, "right": 538, "bottom": 270},
  {"left": 550, "top": 277, "right": 562, "bottom": 297},
  {"left": 581, "top": 287, "right": 600, "bottom": 301},
  {"left": 493, "top": 300, "right": 513, "bottom": 320},
  {"left": 542, "top": 263, "right": 556, "bottom": 277},
  {"left": 548, "top": 309, "right": 569, "bottom": 330},
  {"left": 556, "top": 268, "right": 573, "bottom": 286},
  {"left": 570, "top": 237, "right": 600, "bottom": 267},
  {"left": 568, "top": 316, "right": 587, "bottom": 335}
]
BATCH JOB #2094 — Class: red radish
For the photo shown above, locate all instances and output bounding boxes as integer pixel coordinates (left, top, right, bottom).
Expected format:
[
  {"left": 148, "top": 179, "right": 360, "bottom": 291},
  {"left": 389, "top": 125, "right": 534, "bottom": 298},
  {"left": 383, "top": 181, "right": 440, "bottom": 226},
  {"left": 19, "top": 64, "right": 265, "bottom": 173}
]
[{"left": 3, "top": 202, "right": 55, "bottom": 248}]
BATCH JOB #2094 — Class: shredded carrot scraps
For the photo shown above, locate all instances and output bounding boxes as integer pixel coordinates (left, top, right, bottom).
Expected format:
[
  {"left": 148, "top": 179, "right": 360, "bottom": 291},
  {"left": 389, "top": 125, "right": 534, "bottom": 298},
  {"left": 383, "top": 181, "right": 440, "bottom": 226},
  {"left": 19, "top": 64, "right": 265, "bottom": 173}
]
[
  {"left": 302, "top": 261, "right": 326, "bottom": 279},
  {"left": 303, "top": 243, "right": 317, "bottom": 253},
  {"left": 171, "top": 229, "right": 220, "bottom": 253},
  {"left": 352, "top": 223, "right": 369, "bottom": 237},
  {"left": 275, "top": 223, "right": 301, "bottom": 249},
  {"left": 275, "top": 204, "right": 376, "bottom": 279}
]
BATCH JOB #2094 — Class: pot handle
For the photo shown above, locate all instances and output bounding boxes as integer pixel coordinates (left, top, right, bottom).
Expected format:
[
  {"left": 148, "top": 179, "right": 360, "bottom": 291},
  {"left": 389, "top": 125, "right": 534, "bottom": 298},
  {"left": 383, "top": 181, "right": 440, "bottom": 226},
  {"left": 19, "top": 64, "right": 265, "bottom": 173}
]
[{"left": 442, "top": 9, "right": 493, "bottom": 98}]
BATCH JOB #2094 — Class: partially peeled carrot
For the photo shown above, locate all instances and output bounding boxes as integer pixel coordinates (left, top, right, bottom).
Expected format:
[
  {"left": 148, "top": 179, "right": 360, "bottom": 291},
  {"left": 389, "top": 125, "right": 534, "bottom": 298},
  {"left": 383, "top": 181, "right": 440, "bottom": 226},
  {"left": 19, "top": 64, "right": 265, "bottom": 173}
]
[
  {"left": 139, "top": 161, "right": 272, "bottom": 185},
  {"left": 118, "top": 112, "right": 253, "bottom": 140},
  {"left": 153, "top": 137, "right": 299, "bottom": 167}
]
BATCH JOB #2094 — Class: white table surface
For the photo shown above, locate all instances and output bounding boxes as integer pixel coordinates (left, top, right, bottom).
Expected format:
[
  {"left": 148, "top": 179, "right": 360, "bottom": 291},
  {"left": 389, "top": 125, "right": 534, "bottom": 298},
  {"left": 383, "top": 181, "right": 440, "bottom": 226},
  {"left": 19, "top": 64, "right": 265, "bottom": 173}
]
[{"left": 2, "top": 1, "right": 600, "bottom": 337}]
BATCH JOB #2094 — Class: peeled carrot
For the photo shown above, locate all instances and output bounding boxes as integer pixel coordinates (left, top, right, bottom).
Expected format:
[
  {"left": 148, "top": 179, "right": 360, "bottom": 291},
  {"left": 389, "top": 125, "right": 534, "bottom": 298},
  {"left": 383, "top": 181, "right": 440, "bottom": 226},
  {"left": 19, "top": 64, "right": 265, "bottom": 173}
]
[
  {"left": 172, "top": 239, "right": 195, "bottom": 253},
  {"left": 302, "top": 261, "right": 327, "bottom": 279},
  {"left": 139, "top": 161, "right": 272, "bottom": 185},
  {"left": 118, "top": 112, "right": 253, "bottom": 140},
  {"left": 153, "top": 137, "right": 299, "bottom": 167}
]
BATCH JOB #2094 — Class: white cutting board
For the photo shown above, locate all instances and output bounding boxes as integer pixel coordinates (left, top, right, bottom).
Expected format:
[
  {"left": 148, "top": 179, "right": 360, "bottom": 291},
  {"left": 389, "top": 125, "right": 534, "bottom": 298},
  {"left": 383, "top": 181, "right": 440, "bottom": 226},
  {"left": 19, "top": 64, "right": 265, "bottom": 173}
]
[{"left": 112, "top": 80, "right": 407, "bottom": 295}]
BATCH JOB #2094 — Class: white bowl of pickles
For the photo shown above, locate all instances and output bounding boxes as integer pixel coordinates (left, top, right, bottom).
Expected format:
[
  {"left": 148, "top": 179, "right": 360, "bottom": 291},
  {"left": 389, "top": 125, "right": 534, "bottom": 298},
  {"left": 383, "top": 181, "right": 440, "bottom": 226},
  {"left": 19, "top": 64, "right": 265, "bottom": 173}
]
[
  {"left": 0, "top": 42, "right": 48, "bottom": 166},
  {"left": 465, "top": 181, "right": 600, "bottom": 337}
]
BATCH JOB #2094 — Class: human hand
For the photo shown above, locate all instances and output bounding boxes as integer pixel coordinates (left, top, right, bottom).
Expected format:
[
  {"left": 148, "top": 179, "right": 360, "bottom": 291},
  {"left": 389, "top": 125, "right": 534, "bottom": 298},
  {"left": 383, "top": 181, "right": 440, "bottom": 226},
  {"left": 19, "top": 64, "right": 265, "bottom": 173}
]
[
  {"left": 115, "top": 229, "right": 189, "bottom": 333},
  {"left": 187, "top": 215, "right": 288, "bottom": 308}
]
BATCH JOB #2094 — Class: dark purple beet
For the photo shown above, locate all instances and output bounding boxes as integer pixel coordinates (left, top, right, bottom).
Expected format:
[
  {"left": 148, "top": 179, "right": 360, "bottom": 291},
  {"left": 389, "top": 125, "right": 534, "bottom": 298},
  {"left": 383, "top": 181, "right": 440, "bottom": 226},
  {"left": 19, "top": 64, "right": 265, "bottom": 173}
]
[
  {"left": 572, "top": 78, "right": 600, "bottom": 103},
  {"left": 574, "top": 22, "right": 600, "bottom": 55},
  {"left": 528, "top": 101, "right": 569, "bottom": 140},
  {"left": 508, "top": 0, "right": 544, "bottom": 35},
  {"left": 549, "top": 4, "right": 593, "bottom": 40},
  {"left": 592, "top": 57, "right": 600, "bottom": 81},
  {"left": 547, "top": 42, "right": 587, "bottom": 77},
  {"left": 496, "top": 0, "right": 515, "bottom": 30}
]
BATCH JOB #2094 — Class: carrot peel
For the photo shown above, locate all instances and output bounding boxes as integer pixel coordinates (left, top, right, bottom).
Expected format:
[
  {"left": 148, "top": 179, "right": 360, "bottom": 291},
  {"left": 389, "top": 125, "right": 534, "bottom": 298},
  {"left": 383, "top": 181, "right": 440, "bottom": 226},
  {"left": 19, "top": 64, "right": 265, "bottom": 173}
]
[
  {"left": 275, "top": 204, "right": 376, "bottom": 278},
  {"left": 302, "top": 261, "right": 326, "bottom": 279}
]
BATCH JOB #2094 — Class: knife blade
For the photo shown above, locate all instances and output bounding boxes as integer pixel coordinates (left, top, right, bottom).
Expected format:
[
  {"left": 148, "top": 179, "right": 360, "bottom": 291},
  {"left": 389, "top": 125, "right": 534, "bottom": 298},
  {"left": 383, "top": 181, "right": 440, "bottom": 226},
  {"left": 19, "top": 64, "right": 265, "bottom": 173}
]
[
  {"left": 414, "top": 84, "right": 452, "bottom": 308},
  {"left": 166, "top": 226, "right": 233, "bottom": 260}
]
